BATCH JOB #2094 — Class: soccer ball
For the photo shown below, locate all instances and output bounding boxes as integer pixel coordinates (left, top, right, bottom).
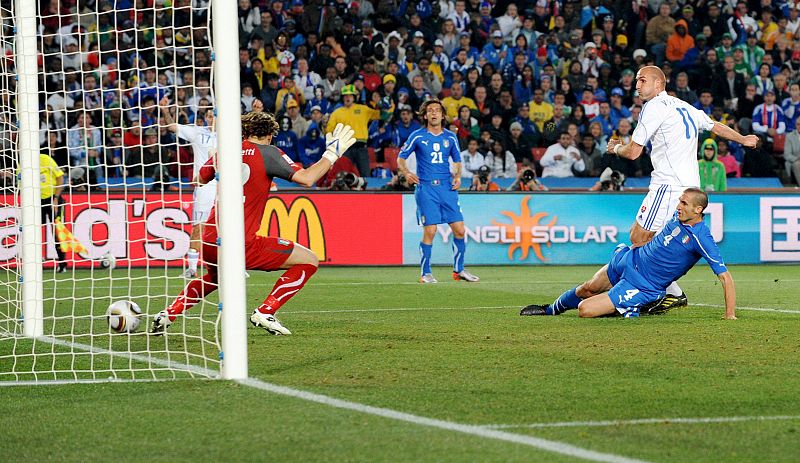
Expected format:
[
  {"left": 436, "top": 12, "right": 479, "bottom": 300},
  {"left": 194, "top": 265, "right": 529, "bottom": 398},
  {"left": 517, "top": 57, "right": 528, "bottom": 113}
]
[
  {"left": 100, "top": 252, "right": 116, "bottom": 270},
  {"left": 106, "top": 300, "right": 142, "bottom": 333}
]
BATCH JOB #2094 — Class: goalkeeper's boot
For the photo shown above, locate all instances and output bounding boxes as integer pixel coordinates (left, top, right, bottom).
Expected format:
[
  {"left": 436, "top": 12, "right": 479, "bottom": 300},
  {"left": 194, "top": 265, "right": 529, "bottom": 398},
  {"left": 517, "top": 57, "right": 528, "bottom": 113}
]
[
  {"left": 453, "top": 270, "right": 480, "bottom": 282},
  {"left": 520, "top": 304, "right": 555, "bottom": 316},
  {"left": 250, "top": 310, "right": 292, "bottom": 335},
  {"left": 420, "top": 274, "right": 438, "bottom": 284},
  {"left": 151, "top": 310, "right": 174, "bottom": 335}
]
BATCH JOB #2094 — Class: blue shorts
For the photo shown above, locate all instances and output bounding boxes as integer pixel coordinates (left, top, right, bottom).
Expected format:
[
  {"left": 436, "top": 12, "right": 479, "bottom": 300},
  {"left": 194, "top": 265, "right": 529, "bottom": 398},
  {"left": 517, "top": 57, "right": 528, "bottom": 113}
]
[
  {"left": 415, "top": 180, "right": 464, "bottom": 226},
  {"left": 605, "top": 244, "right": 665, "bottom": 314}
]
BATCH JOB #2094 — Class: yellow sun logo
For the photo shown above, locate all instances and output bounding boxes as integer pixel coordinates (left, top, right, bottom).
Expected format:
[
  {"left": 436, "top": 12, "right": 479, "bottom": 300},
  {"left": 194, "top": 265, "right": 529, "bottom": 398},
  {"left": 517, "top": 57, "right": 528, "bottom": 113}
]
[{"left": 491, "top": 196, "right": 557, "bottom": 262}]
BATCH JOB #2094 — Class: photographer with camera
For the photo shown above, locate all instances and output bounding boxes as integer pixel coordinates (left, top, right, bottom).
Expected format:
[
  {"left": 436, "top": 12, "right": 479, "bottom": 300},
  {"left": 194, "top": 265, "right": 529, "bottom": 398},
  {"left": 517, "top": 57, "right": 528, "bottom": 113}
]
[
  {"left": 470, "top": 165, "right": 501, "bottom": 191},
  {"left": 381, "top": 171, "right": 415, "bottom": 191},
  {"left": 508, "top": 165, "right": 547, "bottom": 191},
  {"left": 330, "top": 170, "right": 368, "bottom": 191},
  {"left": 590, "top": 167, "right": 627, "bottom": 191}
]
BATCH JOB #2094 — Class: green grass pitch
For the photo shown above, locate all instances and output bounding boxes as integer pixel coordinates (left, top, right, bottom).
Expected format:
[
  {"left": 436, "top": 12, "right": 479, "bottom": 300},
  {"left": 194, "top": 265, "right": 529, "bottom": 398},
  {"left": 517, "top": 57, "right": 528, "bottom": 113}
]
[{"left": 2, "top": 265, "right": 799, "bottom": 462}]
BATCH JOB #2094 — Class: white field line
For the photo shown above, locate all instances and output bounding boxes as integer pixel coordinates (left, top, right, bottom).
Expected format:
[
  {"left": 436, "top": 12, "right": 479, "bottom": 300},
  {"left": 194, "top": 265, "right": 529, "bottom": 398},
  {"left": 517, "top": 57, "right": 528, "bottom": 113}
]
[
  {"left": 287, "top": 305, "right": 515, "bottom": 314},
  {"left": 694, "top": 303, "right": 800, "bottom": 314},
  {"left": 237, "top": 377, "right": 648, "bottom": 463},
  {"left": 286, "top": 303, "right": 800, "bottom": 316},
  {"left": 0, "top": 377, "right": 209, "bottom": 387},
  {"left": 481, "top": 415, "right": 800, "bottom": 429},
  {"left": 2, "top": 336, "right": 649, "bottom": 463}
]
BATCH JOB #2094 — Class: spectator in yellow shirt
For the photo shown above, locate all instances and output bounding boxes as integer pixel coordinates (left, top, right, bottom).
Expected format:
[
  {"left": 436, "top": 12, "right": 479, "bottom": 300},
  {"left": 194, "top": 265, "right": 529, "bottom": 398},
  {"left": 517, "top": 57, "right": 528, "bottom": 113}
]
[
  {"left": 442, "top": 82, "right": 477, "bottom": 121},
  {"left": 327, "top": 84, "right": 380, "bottom": 176},
  {"left": 528, "top": 88, "right": 554, "bottom": 132},
  {"left": 275, "top": 75, "right": 306, "bottom": 113}
]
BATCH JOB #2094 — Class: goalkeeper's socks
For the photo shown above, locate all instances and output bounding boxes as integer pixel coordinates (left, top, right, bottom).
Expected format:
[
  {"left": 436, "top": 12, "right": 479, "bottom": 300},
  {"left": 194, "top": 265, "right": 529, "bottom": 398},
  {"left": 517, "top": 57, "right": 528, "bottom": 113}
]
[
  {"left": 257, "top": 264, "right": 318, "bottom": 315},
  {"left": 419, "top": 242, "right": 433, "bottom": 275},
  {"left": 452, "top": 237, "right": 466, "bottom": 273},
  {"left": 167, "top": 272, "right": 219, "bottom": 317},
  {"left": 547, "top": 287, "right": 581, "bottom": 315},
  {"left": 187, "top": 248, "right": 199, "bottom": 272}
]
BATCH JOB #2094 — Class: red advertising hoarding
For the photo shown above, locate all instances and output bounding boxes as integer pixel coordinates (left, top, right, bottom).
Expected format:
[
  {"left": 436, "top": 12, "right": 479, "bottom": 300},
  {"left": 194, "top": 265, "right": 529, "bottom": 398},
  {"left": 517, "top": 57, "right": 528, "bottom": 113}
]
[{"left": 0, "top": 192, "right": 404, "bottom": 267}]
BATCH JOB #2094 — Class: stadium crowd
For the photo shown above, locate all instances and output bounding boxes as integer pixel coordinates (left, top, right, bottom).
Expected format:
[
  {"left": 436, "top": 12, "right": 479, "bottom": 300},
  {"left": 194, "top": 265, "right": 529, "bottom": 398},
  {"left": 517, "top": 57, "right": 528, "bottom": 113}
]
[{"left": 32, "top": 0, "right": 800, "bottom": 191}]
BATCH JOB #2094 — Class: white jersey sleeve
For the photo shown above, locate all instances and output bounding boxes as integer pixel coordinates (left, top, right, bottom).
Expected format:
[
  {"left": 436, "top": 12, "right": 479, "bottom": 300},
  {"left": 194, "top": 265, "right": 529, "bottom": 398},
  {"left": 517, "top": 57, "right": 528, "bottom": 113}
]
[
  {"left": 631, "top": 99, "right": 667, "bottom": 147},
  {"left": 177, "top": 125, "right": 200, "bottom": 143},
  {"left": 689, "top": 105, "right": 716, "bottom": 132}
]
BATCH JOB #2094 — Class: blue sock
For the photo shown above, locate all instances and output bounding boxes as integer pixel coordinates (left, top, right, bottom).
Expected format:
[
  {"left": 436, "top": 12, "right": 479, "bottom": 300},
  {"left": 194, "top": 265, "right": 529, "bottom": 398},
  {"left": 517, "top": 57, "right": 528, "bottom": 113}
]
[
  {"left": 419, "top": 242, "right": 432, "bottom": 275},
  {"left": 452, "top": 237, "right": 466, "bottom": 273},
  {"left": 547, "top": 287, "right": 582, "bottom": 315}
]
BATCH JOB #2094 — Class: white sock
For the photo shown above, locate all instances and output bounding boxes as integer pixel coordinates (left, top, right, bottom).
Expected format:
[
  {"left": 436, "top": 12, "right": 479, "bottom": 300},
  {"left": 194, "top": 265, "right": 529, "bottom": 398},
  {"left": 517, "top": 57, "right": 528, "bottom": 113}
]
[
  {"left": 187, "top": 249, "right": 199, "bottom": 272},
  {"left": 666, "top": 281, "right": 682, "bottom": 297}
]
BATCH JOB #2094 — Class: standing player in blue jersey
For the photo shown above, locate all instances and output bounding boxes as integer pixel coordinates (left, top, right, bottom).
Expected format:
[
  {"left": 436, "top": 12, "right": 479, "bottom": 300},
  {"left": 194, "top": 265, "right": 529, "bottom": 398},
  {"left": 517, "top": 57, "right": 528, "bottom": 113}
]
[
  {"left": 397, "top": 99, "right": 480, "bottom": 283},
  {"left": 520, "top": 188, "right": 736, "bottom": 319}
]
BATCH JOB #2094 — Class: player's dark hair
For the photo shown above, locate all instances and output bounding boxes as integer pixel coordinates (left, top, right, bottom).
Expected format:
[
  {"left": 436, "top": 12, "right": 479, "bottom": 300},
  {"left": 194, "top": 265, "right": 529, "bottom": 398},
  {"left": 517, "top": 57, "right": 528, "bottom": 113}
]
[
  {"left": 418, "top": 98, "right": 447, "bottom": 127},
  {"left": 684, "top": 187, "right": 709, "bottom": 212},
  {"left": 241, "top": 111, "right": 279, "bottom": 139}
]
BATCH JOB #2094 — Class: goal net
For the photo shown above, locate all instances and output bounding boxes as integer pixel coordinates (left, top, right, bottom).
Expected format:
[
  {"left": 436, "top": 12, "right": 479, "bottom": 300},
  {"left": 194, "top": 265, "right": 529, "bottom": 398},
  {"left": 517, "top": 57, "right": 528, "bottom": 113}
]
[{"left": 0, "top": 0, "right": 246, "bottom": 384}]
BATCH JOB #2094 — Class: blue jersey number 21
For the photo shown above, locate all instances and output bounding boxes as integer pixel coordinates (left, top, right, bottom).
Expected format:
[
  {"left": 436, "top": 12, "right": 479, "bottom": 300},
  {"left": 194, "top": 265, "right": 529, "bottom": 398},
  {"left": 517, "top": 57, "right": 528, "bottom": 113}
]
[
  {"left": 675, "top": 108, "right": 696, "bottom": 139},
  {"left": 430, "top": 151, "right": 444, "bottom": 164}
]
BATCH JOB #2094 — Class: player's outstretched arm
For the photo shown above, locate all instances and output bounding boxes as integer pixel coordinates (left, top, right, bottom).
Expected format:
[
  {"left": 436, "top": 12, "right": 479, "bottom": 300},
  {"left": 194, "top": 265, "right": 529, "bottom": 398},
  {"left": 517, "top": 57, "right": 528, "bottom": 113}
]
[
  {"left": 292, "top": 123, "right": 356, "bottom": 187},
  {"left": 607, "top": 138, "right": 644, "bottom": 160},
  {"left": 712, "top": 121, "right": 759, "bottom": 148},
  {"left": 717, "top": 271, "right": 737, "bottom": 320}
]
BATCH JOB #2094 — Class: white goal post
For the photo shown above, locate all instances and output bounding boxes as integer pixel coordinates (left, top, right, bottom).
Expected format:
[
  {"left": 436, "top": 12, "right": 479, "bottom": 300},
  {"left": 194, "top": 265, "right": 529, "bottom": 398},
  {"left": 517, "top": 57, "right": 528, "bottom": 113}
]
[{"left": 0, "top": 0, "right": 247, "bottom": 384}]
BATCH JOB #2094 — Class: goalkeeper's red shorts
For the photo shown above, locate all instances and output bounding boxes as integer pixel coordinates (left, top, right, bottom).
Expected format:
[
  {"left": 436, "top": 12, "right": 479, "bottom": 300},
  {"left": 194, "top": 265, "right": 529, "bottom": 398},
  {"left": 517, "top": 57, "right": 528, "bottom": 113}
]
[{"left": 202, "top": 235, "right": 295, "bottom": 271}]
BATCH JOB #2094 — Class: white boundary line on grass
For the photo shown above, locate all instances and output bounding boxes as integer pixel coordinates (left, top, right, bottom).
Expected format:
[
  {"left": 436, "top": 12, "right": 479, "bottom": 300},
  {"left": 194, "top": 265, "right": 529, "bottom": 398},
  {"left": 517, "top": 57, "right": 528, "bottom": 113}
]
[
  {"left": 0, "top": 377, "right": 207, "bottom": 387},
  {"left": 694, "top": 303, "right": 800, "bottom": 314},
  {"left": 480, "top": 415, "right": 800, "bottom": 429},
  {"left": 237, "top": 376, "right": 648, "bottom": 463},
  {"left": 7, "top": 335, "right": 649, "bottom": 463},
  {"left": 286, "top": 304, "right": 800, "bottom": 316},
  {"left": 288, "top": 305, "right": 514, "bottom": 314}
]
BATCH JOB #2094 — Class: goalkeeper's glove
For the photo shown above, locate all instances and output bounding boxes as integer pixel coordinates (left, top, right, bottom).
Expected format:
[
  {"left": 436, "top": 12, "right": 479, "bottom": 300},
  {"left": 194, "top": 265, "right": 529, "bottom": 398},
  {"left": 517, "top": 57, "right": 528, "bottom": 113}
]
[{"left": 322, "top": 123, "right": 357, "bottom": 164}]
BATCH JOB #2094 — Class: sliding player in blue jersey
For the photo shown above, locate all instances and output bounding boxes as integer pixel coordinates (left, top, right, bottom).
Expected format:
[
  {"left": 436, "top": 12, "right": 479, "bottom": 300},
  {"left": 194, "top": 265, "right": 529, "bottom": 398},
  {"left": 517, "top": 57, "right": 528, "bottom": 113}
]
[
  {"left": 520, "top": 188, "right": 737, "bottom": 319},
  {"left": 397, "top": 99, "right": 479, "bottom": 283}
]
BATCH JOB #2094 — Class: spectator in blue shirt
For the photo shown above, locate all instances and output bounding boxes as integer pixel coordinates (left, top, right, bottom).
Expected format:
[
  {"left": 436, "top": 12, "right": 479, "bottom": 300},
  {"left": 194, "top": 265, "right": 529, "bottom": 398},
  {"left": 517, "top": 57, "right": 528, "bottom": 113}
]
[
  {"left": 392, "top": 104, "right": 423, "bottom": 147},
  {"left": 273, "top": 115, "right": 299, "bottom": 162},
  {"left": 589, "top": 101, "right": 616, "bottom": 138},
  {"left": 608, "top": 88, "right": 632, "bottom": 121},
  {"left": 481, "top": 30, "right": 509, "bottom": 69},
  {"left": 298, "top": 124, "right": 325, "bottom": 167}
]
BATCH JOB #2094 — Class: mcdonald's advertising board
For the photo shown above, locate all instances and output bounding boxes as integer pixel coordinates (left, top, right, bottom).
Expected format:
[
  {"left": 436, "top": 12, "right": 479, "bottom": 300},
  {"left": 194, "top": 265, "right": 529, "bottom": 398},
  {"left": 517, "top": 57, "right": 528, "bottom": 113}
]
[
  {"left": 0, "top": 192, "right": 797, "bottom": 268},
  {"left": 0, "top": 193, "right": 404, "bottom": 268}
]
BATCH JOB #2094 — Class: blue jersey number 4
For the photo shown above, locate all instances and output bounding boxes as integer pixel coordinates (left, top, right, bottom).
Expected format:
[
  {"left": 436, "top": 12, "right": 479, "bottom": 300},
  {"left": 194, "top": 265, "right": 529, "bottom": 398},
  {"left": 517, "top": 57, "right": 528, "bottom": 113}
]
[{"left": 675, "top": 107, "right": 697, "bottom": 139}]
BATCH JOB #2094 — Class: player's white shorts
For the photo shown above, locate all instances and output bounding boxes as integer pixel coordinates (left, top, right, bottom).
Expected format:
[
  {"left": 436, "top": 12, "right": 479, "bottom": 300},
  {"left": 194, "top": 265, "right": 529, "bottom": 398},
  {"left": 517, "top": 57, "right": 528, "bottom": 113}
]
[
  {"left": 635, "top": 184, "right": 687, "bottom": 232},
  {"left": 192, "top": 182, "right": 217, "bottom": 225}
]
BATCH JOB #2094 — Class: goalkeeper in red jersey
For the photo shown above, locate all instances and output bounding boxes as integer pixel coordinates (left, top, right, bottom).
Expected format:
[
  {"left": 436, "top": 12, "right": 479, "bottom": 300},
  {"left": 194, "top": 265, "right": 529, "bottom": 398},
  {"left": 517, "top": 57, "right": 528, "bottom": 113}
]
[{"left": 152, "top": 112, "right": 356, "bottom": 335}]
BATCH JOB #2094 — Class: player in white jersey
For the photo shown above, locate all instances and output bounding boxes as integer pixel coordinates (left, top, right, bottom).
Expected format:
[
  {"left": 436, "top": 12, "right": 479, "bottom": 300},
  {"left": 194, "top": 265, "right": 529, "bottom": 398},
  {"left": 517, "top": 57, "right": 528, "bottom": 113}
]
[
  {"left": 607, "top": 66, "right": 758, "bottom": 311},
  {"left": 160, "top": 96, "right": 218, "bottom": 278}
]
